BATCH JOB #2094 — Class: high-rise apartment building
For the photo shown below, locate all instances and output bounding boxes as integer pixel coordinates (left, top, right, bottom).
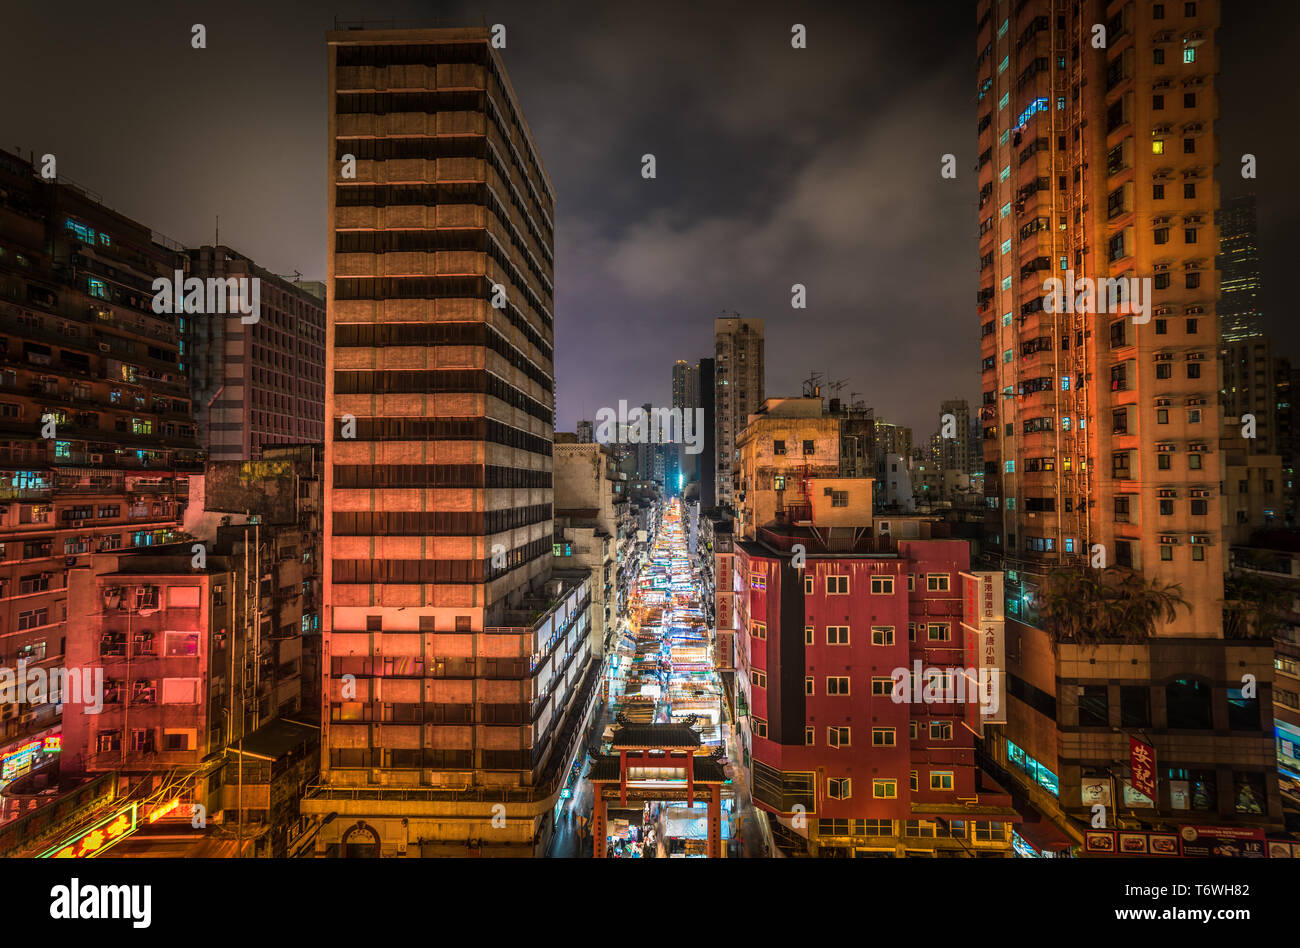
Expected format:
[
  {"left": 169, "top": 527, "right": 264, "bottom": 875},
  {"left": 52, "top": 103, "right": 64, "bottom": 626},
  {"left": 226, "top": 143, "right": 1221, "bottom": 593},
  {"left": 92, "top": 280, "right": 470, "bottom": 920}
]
[
  {"left": 0, "top": 148, "right": 200, "bottom": 751},
  {"left": 188, "top": 245, "right": 326, "bottom": 461},
  {"left": 698, "top": 357, "right": 717, "bottom": 508},
  {"left": 975, "top": 0, "right": 1281, "bottom": 850},
  {"left": 714, "top": 316, "right": 764, "bottom": 507},
  {"left": 978, "top": 0, "right": 1225, "bottom": 625},
  {"left": 937, "top": 399, "right": 972, "bottom": 474},
  {"left": 671, "top": 358, "right": 697, "bottom": 413},
  {"left": 1216, "top": 193, "right": 1262, "bottom": 343},
  {"left": 307, "top": 27, "right": 597, "bottom": 857}
]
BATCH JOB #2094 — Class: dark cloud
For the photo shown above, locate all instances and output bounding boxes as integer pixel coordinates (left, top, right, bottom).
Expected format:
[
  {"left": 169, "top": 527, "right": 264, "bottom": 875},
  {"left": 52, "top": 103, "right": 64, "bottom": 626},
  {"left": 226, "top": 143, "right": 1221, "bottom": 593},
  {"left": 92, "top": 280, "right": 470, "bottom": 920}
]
[{"left": 2, "top": 0, "right": 1295, "bottom": 438}]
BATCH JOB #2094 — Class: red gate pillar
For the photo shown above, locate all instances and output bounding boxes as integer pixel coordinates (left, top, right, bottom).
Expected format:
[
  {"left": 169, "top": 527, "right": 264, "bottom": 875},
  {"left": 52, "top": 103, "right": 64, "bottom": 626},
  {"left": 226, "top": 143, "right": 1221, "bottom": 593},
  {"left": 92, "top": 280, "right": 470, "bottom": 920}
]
[
  {"left": 707, "top": 789, "right": 721, "bottom": 858},
  {"left": 593, "top": 785, "right": 608, "bottom": 858}
]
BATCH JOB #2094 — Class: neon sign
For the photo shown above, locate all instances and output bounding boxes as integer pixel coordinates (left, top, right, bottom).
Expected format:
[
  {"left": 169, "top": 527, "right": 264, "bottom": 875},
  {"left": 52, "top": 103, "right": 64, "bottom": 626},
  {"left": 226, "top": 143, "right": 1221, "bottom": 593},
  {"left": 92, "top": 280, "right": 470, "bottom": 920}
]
[
  {"left": 148, "top": 797, "right": 183, "bottom": 823},
  {"left": 38, "top": 802, "right": 139, "bottom": 858}
]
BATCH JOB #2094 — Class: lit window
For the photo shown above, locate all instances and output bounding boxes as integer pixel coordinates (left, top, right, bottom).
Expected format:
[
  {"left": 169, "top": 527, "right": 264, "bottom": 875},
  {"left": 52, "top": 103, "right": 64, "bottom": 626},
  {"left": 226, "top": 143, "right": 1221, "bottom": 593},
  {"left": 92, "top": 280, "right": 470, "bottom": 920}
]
[{"left": 1183, "top": 48, "right": 1196, "bottom": 63}]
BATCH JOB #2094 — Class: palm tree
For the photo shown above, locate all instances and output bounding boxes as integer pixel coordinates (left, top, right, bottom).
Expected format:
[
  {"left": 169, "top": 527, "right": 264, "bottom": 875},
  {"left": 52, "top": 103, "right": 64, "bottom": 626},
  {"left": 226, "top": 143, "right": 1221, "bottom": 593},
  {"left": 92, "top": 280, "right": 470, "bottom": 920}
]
[
  {"left": 1039, "top": 566, "right": 1189, "bottom": 649},
  {"left": 1223, "top": 570, "right": 1291, "bottom": 640}
]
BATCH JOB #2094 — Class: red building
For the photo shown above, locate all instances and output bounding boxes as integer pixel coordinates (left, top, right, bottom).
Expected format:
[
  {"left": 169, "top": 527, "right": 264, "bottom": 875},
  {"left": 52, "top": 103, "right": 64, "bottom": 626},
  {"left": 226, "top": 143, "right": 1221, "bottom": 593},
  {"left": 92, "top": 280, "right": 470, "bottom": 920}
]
[{"left": 734, "top": 523, "right": 1018, "bottom": 857}]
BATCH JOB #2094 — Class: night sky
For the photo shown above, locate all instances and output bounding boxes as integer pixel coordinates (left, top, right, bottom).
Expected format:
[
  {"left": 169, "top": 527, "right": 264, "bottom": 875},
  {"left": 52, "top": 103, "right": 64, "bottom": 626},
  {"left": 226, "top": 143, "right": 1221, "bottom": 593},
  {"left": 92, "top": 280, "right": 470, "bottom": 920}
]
[{"left": 1, "top": 0, "right": 1296, "bottom": 437}]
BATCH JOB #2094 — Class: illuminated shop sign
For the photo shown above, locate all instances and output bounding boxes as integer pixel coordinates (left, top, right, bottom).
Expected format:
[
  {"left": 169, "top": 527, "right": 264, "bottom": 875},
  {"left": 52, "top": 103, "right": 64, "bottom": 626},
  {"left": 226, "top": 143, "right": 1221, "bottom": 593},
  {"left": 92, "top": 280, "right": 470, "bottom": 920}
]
[{"left": 38, "top": 802, "right": 139, "bottom": 858}]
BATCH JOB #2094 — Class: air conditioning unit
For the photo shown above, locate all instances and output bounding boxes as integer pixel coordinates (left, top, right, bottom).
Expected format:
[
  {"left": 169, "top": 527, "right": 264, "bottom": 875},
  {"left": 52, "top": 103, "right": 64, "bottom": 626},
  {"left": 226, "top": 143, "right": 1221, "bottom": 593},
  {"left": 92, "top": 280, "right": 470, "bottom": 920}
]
[
  {"left": 877, "top": 521, "right": 892, "bottom": 536},
  {"left": 90, "top": 454, "right": 103, "bottom": 464},
  {"left": 98, "top": 343, "right": 110, "bottom": 352}
]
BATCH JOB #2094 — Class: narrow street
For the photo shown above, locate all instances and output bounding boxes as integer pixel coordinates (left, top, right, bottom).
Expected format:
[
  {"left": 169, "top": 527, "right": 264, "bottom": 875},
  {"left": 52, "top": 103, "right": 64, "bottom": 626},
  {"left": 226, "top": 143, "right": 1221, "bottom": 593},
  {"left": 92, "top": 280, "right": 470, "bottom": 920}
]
[{"left": 551, "top": 498, "right": 752, "bottom": 857}]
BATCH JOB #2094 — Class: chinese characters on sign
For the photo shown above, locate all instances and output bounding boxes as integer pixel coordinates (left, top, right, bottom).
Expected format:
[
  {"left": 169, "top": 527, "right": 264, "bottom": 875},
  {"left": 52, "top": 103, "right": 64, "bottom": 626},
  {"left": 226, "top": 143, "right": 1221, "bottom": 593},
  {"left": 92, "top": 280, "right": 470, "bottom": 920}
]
[{"left": 1130, "top": 737, "right": 1157, "bottom": 801}]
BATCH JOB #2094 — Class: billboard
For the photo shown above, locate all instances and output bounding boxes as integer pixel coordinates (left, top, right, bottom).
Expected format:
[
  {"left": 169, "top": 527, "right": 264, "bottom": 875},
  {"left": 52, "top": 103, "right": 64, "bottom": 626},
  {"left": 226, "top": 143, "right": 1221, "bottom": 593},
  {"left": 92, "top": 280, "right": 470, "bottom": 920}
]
[{"left": 961, "top": 571, "right": 1006, "bottom": 729}]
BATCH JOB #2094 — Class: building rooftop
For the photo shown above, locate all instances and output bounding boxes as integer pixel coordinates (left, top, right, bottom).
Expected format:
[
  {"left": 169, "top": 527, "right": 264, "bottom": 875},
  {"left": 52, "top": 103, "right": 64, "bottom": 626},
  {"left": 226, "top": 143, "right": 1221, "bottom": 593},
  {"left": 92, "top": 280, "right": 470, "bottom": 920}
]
[{"left": 226, "top": 718, "right": 319, "bottom": 762}]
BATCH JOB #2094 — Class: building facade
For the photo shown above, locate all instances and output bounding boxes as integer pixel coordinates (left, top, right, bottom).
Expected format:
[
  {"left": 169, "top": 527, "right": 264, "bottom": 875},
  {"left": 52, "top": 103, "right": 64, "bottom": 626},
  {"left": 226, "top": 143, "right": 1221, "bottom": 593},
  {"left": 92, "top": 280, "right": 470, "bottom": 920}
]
[
  {"left": 0, "top": 148, "right": 199, "bottom": 756},
  {"left": 714, "top": 316, "right": 764, "bottom": 507},
  {"left": 308, "top": 26, "right": 598, "bottom": 857},
  {"left": 974, "top": 0, "right": 1283, "bottom": 850},
  {"left": 187, "top": 245, "right": 325, "bottom": 461}
]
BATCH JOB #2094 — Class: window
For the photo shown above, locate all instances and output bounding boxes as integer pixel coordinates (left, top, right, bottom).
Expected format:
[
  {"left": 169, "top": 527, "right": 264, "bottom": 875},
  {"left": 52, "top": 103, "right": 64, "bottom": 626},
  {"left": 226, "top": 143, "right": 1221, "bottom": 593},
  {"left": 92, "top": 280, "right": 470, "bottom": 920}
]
[
  {"left": 750, "top": 572, "right": 766, "bottom": 590},
  {"left": 926, "top": 623, "right": 951, "bottom": 643},
  {"left": 1227, "top": 687, "right": 1259, "bottom": 730},
  {"left": 1120, "top": 686, "right": 1150, "bottom": 727},
  {"left": 871, "top": 626, "right": 895, "bottom": 646},
  {"left": 804, "top": 625, "right": 813, "bottom": 645},
  {"left": 827, "top": 575, "right": 849, "bottom": 595},
  {"left": 802, "top": 439, "right": 815, "bottom": 455},
  {"left": 750, "top": 670, "right": 766, "bottom": 689},
  {"left": 827, "top": 625, "right": 850, "bottom": 645},
  {"left": 828, "top": 726, "right": 851, "bottom": 748},
  {"left": 872, "top": 779, "right": 896, "bottom": 799},
  {"left": 870, "top": 575, "right": 894, "bottom": 595},
  {"left": 805, "top": 726, "right": 815, "bottom": 746},
  {"left": 827, "top": 676, "right": 851, "bottom": 695},
  {"left": 753, "top": 717, "right": 768, "bottom": 738},
  {"left": 828, "top": 777, "right": 852, "bottom": 800},
  {"left": 773, "top": 440, "right": 786, "bottom": 456},
  {"left": 1078, "top": 685, "right": 1109, "bottom": 727},
  {"left": 18, "top": 608, "right": 49, "bottom": 630},
  {"left": 751, "top": 622, "right": 767, "bottom": 640},
  {"left": 1166, "top": 678, "right": 1212, "bottom": 729},
  {"left": 805, "top": 677, "right": 815, "bottom": 696},
  {"left": 930, "top": 721, "right": 953, "bottom": 741},
  {"left": 1183, "top": 48, "right": 1195, "bottom": 63},
  {"left": 164, "top": 631, "right": 200, "bottom": 657},
  {"left": 872, "top": 728, "right": 896, "bottom": 747},
  {"left": 804, "top": 577, "right": 813, "bottom": 595},
  {"left": 872, "top": 677, "right": 894, "bottom": 697},
  {"left": 926, "top": 573, "right": 951, "bottom": 592},
  {"left": 930, "top": 771, "right": 955, "bottom": 791}
]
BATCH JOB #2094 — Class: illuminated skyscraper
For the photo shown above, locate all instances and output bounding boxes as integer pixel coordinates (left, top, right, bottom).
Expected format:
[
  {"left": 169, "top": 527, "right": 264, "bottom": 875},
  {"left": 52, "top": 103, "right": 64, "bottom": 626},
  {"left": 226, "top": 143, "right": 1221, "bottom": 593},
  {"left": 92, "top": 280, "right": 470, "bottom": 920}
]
[
  {"left": 307, "top": 26, "right": 597, "bottom": 857},
  {"left": 974, "top": 0, "right": 1281, "bottom": 849}
]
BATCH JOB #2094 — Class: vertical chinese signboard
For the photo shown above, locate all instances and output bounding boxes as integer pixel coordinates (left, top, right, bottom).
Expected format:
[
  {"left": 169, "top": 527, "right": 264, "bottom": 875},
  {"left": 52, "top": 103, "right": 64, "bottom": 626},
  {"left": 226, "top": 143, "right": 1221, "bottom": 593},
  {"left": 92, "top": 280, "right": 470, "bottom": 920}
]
[
  {"left": 1129, "top": 736, "right": 1157, "bottom": 802},
  {"left": 960, "top": 571, "right": 1006, "bottom": 736}
]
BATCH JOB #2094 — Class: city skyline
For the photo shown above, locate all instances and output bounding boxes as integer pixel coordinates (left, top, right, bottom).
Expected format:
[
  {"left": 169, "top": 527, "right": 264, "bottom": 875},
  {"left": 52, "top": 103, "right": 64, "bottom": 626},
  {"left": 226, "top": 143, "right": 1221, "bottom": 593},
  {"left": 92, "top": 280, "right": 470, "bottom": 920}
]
[
  {"left": 2, "top": 0, "right": 1293, "bottom": 437},
  {"left": 0, "top": 0, "right": 1298, "bottom": 907}
]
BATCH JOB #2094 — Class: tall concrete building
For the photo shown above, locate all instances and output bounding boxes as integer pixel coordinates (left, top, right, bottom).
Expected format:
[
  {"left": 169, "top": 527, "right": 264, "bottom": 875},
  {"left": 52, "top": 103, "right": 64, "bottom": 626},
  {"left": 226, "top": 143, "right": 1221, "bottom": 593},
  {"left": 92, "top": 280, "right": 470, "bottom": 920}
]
[
  {"left": 975, "top": 0, "right": 1281, "bottom": 851},
  {"left": 0, "top": 148, "right": 200, "bottom": 754},
  {"left": 937, "top": 398, "right": 972, "bottom": 474},
  {"left": 308, "top": 26, "right": 597, "bottom": 857},
  {"left": 698, "top": 357, "right": 717, "bottom": 508},
  {"left": 188, "top": 245, "right": 326, "bottom": 461},
  {"left": 714, "top": 316, "right": 764, "bottom": 507},
  {"left": 1216, "top": 193, "right": 1262, "bottom": 343},
  {"left": 671, "top": 358, "right": 697, "bottom": 413}
]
